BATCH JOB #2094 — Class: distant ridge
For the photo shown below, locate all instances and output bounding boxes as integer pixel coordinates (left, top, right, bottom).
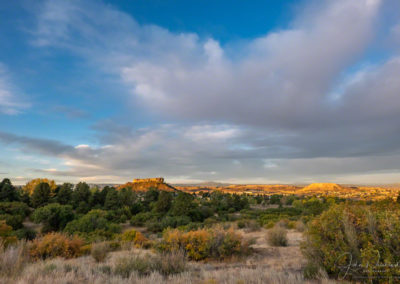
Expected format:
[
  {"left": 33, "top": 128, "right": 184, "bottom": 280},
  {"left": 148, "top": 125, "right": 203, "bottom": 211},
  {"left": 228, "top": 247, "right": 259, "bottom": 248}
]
[
  {"left": 117, "top": 178, "right": 178, "bottom": 192},
  {"left": 298, "top": 183, "right": 347, "bottom": 193}
]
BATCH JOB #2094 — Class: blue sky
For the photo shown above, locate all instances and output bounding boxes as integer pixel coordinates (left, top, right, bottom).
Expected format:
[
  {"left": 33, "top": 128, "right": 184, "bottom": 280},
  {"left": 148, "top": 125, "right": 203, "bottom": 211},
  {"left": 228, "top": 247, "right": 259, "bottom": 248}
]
[{"left": 1, "top": 0, "right": 400, "bottom": 185}]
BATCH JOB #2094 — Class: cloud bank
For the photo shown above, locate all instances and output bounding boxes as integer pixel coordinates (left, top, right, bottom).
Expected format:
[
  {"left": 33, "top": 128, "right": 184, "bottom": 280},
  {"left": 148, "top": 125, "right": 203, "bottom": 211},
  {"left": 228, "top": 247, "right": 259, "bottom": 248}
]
[{"left": 1, "top": 0, "right": 400, "bottom": 184}]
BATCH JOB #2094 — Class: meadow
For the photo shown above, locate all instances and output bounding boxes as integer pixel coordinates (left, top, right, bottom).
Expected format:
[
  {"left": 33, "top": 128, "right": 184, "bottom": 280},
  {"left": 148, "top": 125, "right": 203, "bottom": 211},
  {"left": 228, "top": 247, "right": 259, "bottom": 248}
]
[{"left": 1, "top": 178, "right": 400, "bottom": 283}]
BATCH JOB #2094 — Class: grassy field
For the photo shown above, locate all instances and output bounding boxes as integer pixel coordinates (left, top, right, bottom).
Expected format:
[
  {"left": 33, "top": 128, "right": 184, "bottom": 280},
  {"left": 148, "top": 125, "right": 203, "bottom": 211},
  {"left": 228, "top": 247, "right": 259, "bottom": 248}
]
[{"left": 1, "top": 227, "right": 338, "bottom": 284}]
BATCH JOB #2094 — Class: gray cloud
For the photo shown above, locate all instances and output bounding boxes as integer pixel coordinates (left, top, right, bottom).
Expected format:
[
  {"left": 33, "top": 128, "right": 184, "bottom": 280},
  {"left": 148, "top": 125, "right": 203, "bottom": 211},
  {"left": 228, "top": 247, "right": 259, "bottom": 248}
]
[{"left": 9, "top": 0, "right": 400, "bottom": 183}]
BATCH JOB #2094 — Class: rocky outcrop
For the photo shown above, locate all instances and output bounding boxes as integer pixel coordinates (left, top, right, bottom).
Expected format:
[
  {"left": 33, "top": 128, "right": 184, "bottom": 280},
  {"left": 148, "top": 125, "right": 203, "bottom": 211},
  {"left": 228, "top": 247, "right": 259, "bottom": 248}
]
[{"left": 117, "top": 177, "right": 177, "bottom": 192}]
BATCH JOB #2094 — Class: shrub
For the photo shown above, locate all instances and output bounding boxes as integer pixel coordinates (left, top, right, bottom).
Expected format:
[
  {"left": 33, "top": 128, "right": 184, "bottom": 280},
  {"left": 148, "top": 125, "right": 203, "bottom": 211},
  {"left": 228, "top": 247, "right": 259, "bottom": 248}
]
[
  {"left": 119, "top": 229, "right": 151, "bottom": 248},
  {"left": 0, "top": 202, "right": 30, "bottom": 217},
  {"left": 267, "top": 226, "right": 288, "bottom": 247},
  {"left": 13, "top": 227, "right": 36, "bottom": 240},
  {"left": 295, "top": 220, "right": 305, "bottom": 232},
  {"left": 237, "top": 219, "right": 260, "bottom": 232},
  {"left": 152, "top": 250, "right": 187, "bottom": 276},
  {"left": 80, "top": 244, "right": 92, "bottom": 255},
  {"left": 32, "top": 203, "right": 74, "bottom": 233},
  {"left": 130, "top": 212, "right": 155, "bottom": 226},
  {"left": 159, "top": 227, "right": 249, "bottom": 261},
  {"left": 0, "top": 214, "right": 24, "bottom": 230},
  {"left": 113, "top": 252, "right": 187, "bottom": 278},
  {"left": 114, "top": 255, "right": 153, "bottom": 278},
  {"left": 64, "top": 209, "right": 121, "bottom": 241},
  {"left": 29, "top": 232, "right": 83, "bottom": 260},
  {"left": 91, "top": 242, "right": 109, "bottom": 262},
  {"left": 0, "top": 220, "right": 17, "bottom": 247},
  {"left": 301, "top": 203, "right": 400, "bottom": 281}
]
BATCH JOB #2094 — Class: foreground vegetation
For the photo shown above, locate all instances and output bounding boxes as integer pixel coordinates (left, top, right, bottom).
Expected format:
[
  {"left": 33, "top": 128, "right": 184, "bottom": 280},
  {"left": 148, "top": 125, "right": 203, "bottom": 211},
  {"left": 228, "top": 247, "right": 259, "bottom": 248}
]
[{"left": 1, "top": 177, "right": 400, "bottom": 282}]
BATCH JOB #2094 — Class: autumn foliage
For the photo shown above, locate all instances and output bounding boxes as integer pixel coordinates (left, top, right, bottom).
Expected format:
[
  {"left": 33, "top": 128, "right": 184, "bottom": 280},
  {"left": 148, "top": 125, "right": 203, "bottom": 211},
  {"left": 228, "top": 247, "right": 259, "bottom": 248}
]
[
  {"left": 159, "top": 227, "right": 249, "bottom": 261},
  {"left": 23, "top": 178, "right": 57, "bottom": 195},
  {"left": 29, "top": 232, "right": 83, "bottom": 260}
]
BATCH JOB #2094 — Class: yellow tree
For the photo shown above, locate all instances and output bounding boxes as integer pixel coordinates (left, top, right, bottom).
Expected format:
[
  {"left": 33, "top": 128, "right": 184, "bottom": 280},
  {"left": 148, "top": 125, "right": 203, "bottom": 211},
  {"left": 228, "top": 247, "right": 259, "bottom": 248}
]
[{"left": 23, "top": 178, "right": 57, "bottom": 195}]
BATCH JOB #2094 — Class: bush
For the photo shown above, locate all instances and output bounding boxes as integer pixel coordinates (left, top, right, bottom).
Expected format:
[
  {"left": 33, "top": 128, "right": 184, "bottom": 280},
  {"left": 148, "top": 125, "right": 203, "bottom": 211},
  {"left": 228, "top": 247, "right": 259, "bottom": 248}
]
[
  {"left": 29, "top": 232, "right": 83, "bottom": 260},
  {"left": 64, "top": 210, "right": 121, "bottom": 241},
  {"left": 13, "top": 227, "right": 36, "bottom": 240},
  {"left": 0, "top": 220, "right": 17, "bottom": 247},
  {"left": 32, "top": 203, "right": 74, "bottom": 232},
  {"left": 158, "top": 227, "right": 249, "bottom": 261},
  {"left": 301, "top": 203, "right": 400, "bottom": 281},
  {"left": 237, "top": 219, "right": 260, "bottom": 232},
  {"left": 130, "top": 212, "right": 155, "bottom": 226},
  {"left": 152, "top": 250, "right": 187, "bottom": 276},
  {"left": 91, "top": 242, "right": 109, "bottom": 262},
  {"left": 119, "top": 229, "right": 150, "bottom": 248},
  {"left": 114, "top": 255, "right": 153, "bottom": 277},
  {"left": 113, "top": 252, "right": 187, "bottom": 278},
  {"left": 295, "top": 220, "right": 305, "bottom": 232},
  {"left": 267, "top": 226, "right": 288, "bottom": 247}
]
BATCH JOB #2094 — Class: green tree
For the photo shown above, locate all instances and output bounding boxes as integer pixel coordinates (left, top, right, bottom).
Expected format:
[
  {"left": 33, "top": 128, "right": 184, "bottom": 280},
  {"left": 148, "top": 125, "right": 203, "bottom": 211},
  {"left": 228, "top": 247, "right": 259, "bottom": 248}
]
[
  {"left": 104, "top": 188, "right": 121, "bottom": 210},
  {"left": 32, "top": 203, "right": 74, "bottom": 233},
  {"left": 0, "top": 178, "right": 19, "bottom": 202},
  {"left": 171, "top": 192, "right": 197, "bottom": 216},
  {"left": 31, "top": 182, "right": 51, "bottom": 208},
  {"left": 72, "top": 182, "right": 91, "bottom": 208},
  {"left": 56, "top": 183, "right": 73, "bottom": 205},
  {"left": 118, "top": 188, "right": 136, "bottom": 207},
  {"left": 153, "top": 191, "right": 173, "bottom": 213}
]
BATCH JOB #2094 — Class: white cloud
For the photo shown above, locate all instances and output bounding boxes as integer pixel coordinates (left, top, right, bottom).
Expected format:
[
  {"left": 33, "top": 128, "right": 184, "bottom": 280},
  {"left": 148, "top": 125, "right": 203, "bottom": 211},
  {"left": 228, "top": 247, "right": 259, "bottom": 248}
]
[{"left": 0, "top": 63, "right": 29, "bottom": 115}]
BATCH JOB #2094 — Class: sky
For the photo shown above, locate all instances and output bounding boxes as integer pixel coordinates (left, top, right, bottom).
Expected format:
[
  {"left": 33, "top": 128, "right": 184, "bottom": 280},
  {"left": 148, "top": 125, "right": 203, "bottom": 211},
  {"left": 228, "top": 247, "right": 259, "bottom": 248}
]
[{"left": 1, "top": 0, "right": 400, "bottom": 185}]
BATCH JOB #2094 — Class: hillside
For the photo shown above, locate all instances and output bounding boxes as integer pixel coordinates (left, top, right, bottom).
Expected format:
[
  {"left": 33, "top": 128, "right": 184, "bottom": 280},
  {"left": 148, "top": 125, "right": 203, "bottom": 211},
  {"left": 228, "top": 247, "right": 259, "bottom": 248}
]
[
  {"left": 117, "top": 178, "right": 177, "bottom": 192},
  {"left": 176, "top": 182, "right": 400, "bottom": 200},
  {"left": 297, "top": 183, "right": 346, "bottom": 194}
]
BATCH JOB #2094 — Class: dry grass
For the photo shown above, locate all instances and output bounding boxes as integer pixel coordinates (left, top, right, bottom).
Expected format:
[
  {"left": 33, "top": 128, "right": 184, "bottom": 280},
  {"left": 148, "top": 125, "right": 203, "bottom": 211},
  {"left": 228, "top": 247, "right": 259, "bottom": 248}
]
[
  {"left": 0, "top": 229, "right": 340, "bottom": 284},
  {"left": 0, "top": 241, "right": 29, "bottom": 278}
]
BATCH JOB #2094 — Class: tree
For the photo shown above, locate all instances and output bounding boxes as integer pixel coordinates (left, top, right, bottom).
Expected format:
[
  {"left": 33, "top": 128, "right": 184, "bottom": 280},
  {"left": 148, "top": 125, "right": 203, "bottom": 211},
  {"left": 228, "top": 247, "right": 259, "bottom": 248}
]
[
  {"left": 143, "top": 188, "right": 159, "bottom": 210},
  {"left": 153, "top": 191, "right": 172, "bottom": 213},
  {"left": 104, "top": 188, "right": 121, "bottom": 210},
  {"left": 118, "top": 187, "right": 136, "bottom": 207},
  {"left": 89, "top": 188, "right": 103, "bottom": 208},
  {"left": 72, "top": 182, "right": 91, "bottom": 208},
  {"left": 23, "top": 178, "right": 57, "bottom": 195},
  {"left": 170, "top": 192, "right": 197, "bottom": 216},
  {"left": 31, "top": 182, "right": 51, "bottom": 208},
  {"left": 0, "top": 178, "right": 19, "bottom": 202},
  {"left": 56, "top": 183, "right": 73, "bottom": 205},
  {"left": 32, "top": 203, "right": 74, "bottom": 233}
]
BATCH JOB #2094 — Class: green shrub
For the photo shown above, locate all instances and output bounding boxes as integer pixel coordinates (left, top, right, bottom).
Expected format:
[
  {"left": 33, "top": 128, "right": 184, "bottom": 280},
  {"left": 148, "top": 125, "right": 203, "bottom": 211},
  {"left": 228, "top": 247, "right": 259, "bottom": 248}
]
[
  {"left": 114, "top": 255, "right": 153, "bottom": 277},
  {"left": 130, "top": 212, "right": 155, "bottom": 226},
  {"left": 32, "top": 203, "right": 74, "bottom": 232},
  {"left": 267, "top": 226, "right": 288, "bottom": 247},
  {"left": 13, "top": 227, "right": 36, "bottom": 240},
  {"left": 64, "top": 210, "right": 121, "bottom": 240},
  {"left": 0, "top": 214, "right": 24, "bottom": 230},
  {"left": 301, "top": 203, "right": 400, "bottom": 281},
  {"left": 113, "top": 252, "right": 187, "bottom": 278}
]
